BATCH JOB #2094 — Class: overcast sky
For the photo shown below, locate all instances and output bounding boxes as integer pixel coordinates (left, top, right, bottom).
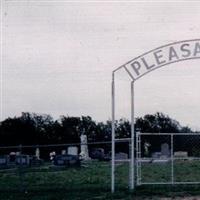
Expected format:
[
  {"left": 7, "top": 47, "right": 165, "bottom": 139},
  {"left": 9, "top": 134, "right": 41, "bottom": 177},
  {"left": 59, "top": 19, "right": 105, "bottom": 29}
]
[{"left": 2, "top": 1, "right": 200, "bottom": 130}]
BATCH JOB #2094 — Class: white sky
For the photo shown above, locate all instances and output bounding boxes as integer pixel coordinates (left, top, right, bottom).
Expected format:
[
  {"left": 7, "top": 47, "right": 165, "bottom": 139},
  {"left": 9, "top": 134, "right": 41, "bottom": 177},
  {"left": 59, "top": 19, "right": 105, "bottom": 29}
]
[{"left": 2, "top": 1, "right": 200, "bottom": 130}]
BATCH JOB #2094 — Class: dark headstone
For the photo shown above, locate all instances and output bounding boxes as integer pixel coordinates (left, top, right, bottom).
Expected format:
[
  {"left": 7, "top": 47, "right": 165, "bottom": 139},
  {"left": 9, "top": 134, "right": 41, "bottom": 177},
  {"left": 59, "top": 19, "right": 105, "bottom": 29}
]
[
  {"left": 161, "top": 143, "right": 170, "bottom": 157},
  {"left": 53, "top": 154, "right": 80, "bottom": 167},
  {"left": 90, "top": 148, "right": 105, "bottom": 160},
  {"left": 0, "top": 155, "right": 8, "bottom": 167},
  {"left": 15, "top": 155, "right": 30, "bottom": 166}
]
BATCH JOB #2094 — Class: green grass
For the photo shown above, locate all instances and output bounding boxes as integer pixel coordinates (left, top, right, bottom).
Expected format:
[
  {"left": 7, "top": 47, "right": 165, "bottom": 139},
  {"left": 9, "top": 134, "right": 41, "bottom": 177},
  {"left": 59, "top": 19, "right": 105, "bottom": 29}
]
[
  {"left": 141, "top": 160, "right": 200, "bottom": 182},
  {"left": 1, "top": 160, "right": 200, "bottom": 199}
]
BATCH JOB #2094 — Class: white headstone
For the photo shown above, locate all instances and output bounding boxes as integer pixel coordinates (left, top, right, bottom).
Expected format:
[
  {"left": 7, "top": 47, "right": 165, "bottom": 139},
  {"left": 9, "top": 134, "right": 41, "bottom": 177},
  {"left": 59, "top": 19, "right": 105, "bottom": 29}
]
[
  {"left": 35, "top": 148, "right": 40, "bottom": 159},
  {"left": 68, "top": 146, "right": 78, "bottom": 156},
  {"left": 80, "top": 134, "right": 90, "bottom": 160},
  {"left": 174, "top": 151, "right": 188, "bottom": 158}
]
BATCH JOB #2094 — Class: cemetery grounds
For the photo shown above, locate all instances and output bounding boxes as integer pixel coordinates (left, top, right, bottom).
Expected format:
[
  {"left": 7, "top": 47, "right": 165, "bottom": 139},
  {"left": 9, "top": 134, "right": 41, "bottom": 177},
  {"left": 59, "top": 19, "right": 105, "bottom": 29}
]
[{"left": 1, "top": 161, "right": 200, "bottom": 199}]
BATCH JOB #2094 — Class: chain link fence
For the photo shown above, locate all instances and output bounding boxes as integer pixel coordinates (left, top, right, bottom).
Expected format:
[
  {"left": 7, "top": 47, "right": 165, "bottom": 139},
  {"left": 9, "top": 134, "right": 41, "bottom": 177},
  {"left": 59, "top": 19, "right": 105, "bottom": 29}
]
[
  {"left": 2, "top": 133, "right": 198, "bottom": 193},
  {"left": 0, "top": 141, "right": 129, "bottom": 192},
  {"left": 137, "top": 133, "right": 200, "bottom": 185}
]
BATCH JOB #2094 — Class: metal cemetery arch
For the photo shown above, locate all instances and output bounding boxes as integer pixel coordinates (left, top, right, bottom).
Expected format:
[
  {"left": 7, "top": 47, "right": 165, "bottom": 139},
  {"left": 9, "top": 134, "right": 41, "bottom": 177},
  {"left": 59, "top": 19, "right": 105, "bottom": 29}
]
[{"left": 111, "top": 39, "right": 200, "bottom": 192}]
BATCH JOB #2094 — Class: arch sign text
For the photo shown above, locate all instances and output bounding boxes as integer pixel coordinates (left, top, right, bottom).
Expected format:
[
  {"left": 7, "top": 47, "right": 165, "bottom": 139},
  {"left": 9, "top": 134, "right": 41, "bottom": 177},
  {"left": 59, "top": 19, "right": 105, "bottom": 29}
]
[{"left": 123, "top": 39, "right": 200, "bottom": 80}]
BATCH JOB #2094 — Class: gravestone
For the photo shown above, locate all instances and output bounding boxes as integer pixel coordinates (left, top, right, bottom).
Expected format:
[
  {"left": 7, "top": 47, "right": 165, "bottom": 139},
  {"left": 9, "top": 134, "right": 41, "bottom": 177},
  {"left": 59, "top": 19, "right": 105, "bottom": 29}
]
[
  {"left": 0, "top": 155, "right": 8, "bottom": 167},
  {"left": 53, "top": 154, "right": 80, "bottom": 167},
  {"left": 35, "top": 148, "right": 40, "bottom": 159},
  {"left": 30, "top": 155, "right": 43, "bottom": 166},
  {"left": 80, "top": 135, "right": 90, "bottom": 160},
  {"left": 161, "top": 143, "right": 170, "bottom": 157},
  {"left": 152, "top": 152, "right": 162, "bottom": 159},
  {"left": 15, "top": 155, "right": 30, "bottom": 166},
  {"left": 68, "top": 146, "right": 78, "bottom": 156},
  {"left": 9, "top": 152, "right": 16, "bottom": 162},
  {"left": 115, "top": 152, "right": 128, "bottom": 160},
  {"left": 174, "top": 151, "right": 188, "bottom": 158},
  {"left": 90, "top": 148, "right": 104, "bottom": 160}
]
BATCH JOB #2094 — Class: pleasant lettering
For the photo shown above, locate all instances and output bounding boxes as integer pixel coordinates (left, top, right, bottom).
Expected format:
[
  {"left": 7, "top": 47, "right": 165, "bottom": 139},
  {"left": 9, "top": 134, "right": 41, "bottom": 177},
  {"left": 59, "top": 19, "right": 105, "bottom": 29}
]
[{"left": 125, "top": 41, "right": 200, "bottom": 80}]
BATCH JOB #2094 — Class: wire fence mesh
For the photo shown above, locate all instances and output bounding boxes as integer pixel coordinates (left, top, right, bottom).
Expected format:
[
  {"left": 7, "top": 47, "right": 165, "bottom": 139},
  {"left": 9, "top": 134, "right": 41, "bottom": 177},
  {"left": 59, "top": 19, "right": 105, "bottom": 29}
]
[
  {"left": 1, "top": 133, "right": 200, "bottom": 192},
  {"left": 138, "top": 133, "right": 200, "bottom": 185},
  {"left": 0, "top": 141, "right": 129, "bottom": 192}
]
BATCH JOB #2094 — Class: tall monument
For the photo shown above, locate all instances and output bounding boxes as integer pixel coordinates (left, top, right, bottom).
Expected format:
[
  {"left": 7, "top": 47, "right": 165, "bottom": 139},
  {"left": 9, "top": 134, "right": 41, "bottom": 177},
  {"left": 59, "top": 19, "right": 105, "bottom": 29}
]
[{"left": 80, "top": 134, "right": 90, "bottom": 160}]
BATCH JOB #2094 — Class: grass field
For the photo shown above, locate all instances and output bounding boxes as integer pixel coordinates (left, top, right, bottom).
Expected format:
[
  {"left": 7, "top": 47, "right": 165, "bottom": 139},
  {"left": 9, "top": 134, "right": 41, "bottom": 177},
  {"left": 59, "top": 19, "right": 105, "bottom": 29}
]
[{"left": 1, "top": 160, "right": 200, "bottom": 199}]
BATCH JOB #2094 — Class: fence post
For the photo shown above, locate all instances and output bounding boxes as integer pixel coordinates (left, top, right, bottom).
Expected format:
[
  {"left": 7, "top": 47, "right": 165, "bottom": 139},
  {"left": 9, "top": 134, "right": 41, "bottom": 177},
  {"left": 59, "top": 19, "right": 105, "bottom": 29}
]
[
  {"left": 138, "top": 130, "right": 142, "bottom": 185},
  {"left": 111, "top": 72, "right": 115, "bottom": 193},
  {"left": 129, "top": 81, "right": 135, "bottom": 190},
  {"left": 171, "top": 134, "right": 174, "bottom": 184},
  {"left": 135, "top": 130, "right": 142, "bottom": 186}
]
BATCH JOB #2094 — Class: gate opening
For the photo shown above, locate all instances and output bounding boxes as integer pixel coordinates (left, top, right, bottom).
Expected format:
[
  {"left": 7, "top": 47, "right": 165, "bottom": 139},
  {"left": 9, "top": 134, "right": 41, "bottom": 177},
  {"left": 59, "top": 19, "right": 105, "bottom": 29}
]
[{"left": 111, "top": 39, "right": 200, "bottom": 192}]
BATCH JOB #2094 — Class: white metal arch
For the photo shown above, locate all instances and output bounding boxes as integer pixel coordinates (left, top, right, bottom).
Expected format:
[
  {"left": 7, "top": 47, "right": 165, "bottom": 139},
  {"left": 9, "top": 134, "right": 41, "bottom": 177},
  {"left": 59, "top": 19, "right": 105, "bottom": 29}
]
[{"left": 111, "top": 39, "right": 200, "bottom": 193}]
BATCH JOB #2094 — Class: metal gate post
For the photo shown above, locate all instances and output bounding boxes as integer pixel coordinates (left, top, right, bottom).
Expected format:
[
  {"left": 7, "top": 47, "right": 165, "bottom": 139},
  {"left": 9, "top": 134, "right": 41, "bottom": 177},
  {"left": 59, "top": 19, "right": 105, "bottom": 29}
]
[
  {"left": 139, "top": 132, "right": 142, "bottom": 184},
  {"left": 136, "top": 130, "right": 141, "bottom": 185},
  {"left": 111, "top": 67, "right": 135, "bottom": 192},
  {"left": 171, "top": 134, "right": 174, "bottom": 184},
  {"left": 129, "top": 81, "right": 135, "bottom": 190},
  {"left": 111, "top": 72, "right": 115, "bottom": 193},
  {"left": 136, "top": 130, "right": 139, "bottom": 185}
]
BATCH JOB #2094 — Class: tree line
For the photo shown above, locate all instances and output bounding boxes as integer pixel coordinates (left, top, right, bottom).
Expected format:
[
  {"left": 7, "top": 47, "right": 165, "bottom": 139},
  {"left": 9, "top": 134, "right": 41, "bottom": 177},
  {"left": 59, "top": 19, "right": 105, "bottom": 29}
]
[{"left": 0, "top": 112, "right": 193, "bottom": 147}]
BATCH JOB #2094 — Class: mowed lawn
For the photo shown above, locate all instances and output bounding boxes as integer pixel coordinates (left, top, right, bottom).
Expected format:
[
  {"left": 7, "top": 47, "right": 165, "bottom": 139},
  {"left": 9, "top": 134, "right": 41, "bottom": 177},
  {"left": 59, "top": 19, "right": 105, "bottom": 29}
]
[{"left": 1, "top": 160, "right": 200, "bottom": 199}]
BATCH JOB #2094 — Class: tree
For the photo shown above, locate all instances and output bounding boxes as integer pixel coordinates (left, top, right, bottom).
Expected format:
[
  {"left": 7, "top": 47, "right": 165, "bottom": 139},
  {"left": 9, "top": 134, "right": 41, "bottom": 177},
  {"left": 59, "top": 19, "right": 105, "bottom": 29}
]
[
  {"left": 135, "top": 112, "right": 182, "bottom": 133},
  {"left": 135, "top": 112, "right": 194, "bottom": 156},
  {"left": 57, "top": 116, "right": 81, "bottom": 143},
  {"left": 0, "top": 112, "right": 55, "bottom": 145},
  {"left": 0, "top": 111, "right": 194, "bottom": 155}
]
